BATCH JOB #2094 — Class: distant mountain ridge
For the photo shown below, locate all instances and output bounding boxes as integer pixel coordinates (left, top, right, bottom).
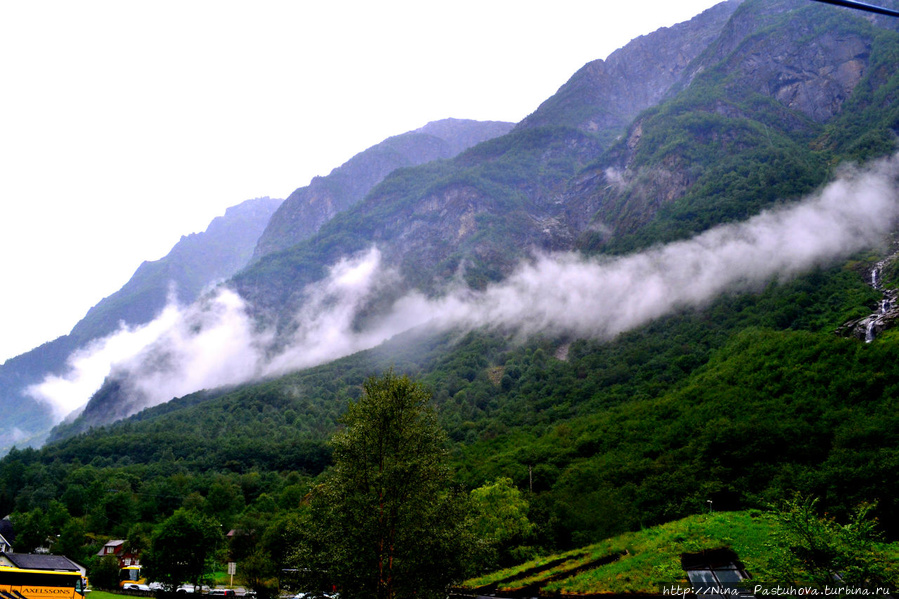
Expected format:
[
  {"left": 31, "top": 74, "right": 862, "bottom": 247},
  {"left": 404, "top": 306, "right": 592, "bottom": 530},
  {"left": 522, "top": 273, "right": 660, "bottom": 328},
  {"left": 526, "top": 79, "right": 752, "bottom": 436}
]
[
  {"left": 72, "top": 197, "right": 283, "bottom": 343},
  {"left": 253, "top": 118, "right": 514, "bottom": 259},
  {"left": 0, "top": 196, "right": 282, "bottom": 450}
]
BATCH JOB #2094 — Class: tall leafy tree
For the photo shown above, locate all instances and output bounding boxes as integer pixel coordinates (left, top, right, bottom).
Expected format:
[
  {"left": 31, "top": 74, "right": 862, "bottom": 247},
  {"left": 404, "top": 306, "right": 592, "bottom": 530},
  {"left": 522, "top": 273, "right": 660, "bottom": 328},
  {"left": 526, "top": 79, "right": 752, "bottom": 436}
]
[
  {"left": 89, "top": 555, "right": 122, "bottom": 590},
  {"left": 11, "top": 508, "right": 50, "bottom": 553},
  {"left": 143, "top": 508, "right": 222, "bottom": 592},
  {"left": 471, "top": 477, "right": 535, "bottom": 566},
  {"left": 295, "top": 371, "right": 475, "bottom": 599}
]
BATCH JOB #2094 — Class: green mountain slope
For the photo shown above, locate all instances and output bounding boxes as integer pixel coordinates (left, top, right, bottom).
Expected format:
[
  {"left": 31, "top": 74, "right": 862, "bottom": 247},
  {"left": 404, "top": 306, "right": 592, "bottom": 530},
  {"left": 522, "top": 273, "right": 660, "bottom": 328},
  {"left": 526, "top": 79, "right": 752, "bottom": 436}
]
[
  {"left": 460, "top": 509, "right": 896, "bottom": 595},
  {"left": 5, "top": 0, "right": 899, "bottom": 577},
  {"left": 12, "top": 255, "right": 897, "bottom": 544}
]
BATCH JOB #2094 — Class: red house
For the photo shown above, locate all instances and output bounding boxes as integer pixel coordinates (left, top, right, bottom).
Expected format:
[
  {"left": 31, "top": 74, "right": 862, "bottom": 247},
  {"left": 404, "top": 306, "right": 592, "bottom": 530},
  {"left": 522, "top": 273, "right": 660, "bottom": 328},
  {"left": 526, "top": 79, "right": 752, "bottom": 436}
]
[{"left": 96, "top": 540, "right": 140, "bottom": 567}]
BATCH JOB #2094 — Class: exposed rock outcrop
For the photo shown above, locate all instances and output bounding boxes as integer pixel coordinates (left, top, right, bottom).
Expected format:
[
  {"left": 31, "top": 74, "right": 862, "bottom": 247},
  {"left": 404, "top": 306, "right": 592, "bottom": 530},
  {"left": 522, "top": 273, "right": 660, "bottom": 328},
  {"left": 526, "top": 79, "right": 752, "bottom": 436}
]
[
  {"left": 517, "top": 0, "right": 742, "bottom": 140},
  {"left": 556, "top": 0, "right": 884, "bottom": 251},
  {"left": 252, "top": 119, "right": 513, "bottom": 260}
]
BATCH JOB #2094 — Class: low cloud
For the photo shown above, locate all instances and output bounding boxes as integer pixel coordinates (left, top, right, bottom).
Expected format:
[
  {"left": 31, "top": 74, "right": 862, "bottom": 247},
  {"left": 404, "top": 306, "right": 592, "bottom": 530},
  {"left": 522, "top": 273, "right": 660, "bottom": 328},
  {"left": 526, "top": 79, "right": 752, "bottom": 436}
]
[
  {"left": 27, "top": 302, "right": 183, "bottom": 420},
  {"left": 603, "top": 166, "right": 627, "bottom": 190},
  {"left": 28, "top": 155, "right": 899, "bottom": 422},
  {"left": 417, "top": 157, "right": 899, "bottom": 337}
]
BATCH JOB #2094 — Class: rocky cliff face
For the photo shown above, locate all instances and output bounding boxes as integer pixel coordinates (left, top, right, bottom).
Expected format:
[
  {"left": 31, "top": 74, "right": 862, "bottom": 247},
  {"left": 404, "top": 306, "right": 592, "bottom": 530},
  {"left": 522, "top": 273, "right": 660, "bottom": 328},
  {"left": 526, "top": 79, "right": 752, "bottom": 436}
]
[
  {"left": 516, "top": 0, "right": 741, "bottom": 142},
  {"left": 553, "top": 0, "right": 892, "bottom": 252},
  {"left": 252, "top": 119, "right": 513, "bottom": 260},
  {"left": 692, "top": 0, "right": 872, "bottom": 122}
]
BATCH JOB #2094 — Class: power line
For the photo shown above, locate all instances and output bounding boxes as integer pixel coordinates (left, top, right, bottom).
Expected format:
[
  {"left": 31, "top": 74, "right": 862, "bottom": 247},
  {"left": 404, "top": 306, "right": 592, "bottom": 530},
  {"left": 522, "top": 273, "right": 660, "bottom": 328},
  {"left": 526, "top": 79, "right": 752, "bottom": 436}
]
[{"left": 811, "top": 0, "right": 899, "bottom": 18}]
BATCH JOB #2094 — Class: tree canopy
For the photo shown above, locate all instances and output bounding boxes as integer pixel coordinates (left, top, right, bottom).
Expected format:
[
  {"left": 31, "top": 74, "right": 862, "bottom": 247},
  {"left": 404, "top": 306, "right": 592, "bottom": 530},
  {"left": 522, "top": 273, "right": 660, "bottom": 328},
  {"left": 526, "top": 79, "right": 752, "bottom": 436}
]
[
  {"left": 143, "top": 508, "right": 223, "bottom": 592},
  {"left": 294, "top": 371, "right": 476, "bottom": 599}
]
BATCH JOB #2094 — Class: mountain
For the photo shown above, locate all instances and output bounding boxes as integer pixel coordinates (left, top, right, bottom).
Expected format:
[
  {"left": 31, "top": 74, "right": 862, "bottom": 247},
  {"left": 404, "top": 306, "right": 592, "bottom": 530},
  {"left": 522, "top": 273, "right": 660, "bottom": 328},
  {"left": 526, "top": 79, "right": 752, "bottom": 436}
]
[
  {"left": 28, "top": 118, "right": 514, "bottom": 442},
  {"left": 235, "top": 2, "right": 745, "bottom": 313},
  {"left": 252, "top": 118, "right": 514, "bottom": 259},
  {"left": 58, "top": 0, "right": 899, "bottom": 433},
  {"left": 516, "top": 0, "right": 741, "bottom": 139},
  {"left": 72, "top": 197, "right": 283, "bottom": 343},
  {"left": 7, "top": 0, "right": 899, "bottom": 568},
  {"left": 236, "top": 0, "right": 895, "bottom": 313},
  {"left": 0, "top": 196, "right": 282, "bottom": 451}
]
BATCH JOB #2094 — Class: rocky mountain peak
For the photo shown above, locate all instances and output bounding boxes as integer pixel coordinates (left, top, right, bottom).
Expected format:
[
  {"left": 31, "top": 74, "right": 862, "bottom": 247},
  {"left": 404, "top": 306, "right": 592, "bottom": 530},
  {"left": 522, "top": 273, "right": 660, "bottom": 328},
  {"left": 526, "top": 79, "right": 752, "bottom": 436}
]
[{"left": 515, "top": 0, "right": 742, "bottom": 143}]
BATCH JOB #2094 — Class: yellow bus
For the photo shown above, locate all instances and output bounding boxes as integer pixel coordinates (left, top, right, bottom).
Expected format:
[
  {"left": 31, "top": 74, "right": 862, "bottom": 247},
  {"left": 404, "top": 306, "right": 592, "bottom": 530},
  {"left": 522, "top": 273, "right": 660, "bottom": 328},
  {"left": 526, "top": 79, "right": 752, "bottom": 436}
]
[
  {"left": 119, "top": 565, "right": 146, "bottom": 588},
  {"left": 0, "top": 565, "right": 87, "bottom": 599}
]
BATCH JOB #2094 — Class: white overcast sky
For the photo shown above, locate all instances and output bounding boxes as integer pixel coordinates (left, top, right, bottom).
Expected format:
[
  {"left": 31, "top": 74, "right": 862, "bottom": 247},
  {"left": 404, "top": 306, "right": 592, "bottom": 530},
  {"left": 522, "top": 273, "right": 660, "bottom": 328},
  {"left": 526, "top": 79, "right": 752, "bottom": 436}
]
[{"left": 0, "top": 0, "right": 724, "bottom": 363}]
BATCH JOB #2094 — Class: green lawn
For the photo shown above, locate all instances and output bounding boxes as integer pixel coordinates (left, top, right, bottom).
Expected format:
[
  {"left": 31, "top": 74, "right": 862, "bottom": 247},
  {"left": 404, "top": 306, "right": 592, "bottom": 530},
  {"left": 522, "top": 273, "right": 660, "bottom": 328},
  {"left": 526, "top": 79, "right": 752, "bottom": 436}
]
[
  {"left": 86, "top": 591, "right": 130, "bottom": 599},
  {"left": 462, "top": 509, "right": 899, "bottom": 595},
  {"left": 461, "top": 510, "right": 777, "bottom": 595}
]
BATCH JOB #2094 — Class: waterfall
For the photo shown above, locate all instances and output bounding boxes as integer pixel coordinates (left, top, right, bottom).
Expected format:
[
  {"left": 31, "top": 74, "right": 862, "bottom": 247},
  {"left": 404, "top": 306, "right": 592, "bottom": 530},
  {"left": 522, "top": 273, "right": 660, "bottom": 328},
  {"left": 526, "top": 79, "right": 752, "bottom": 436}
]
[{"left": 839, "top": 257, "right": 897, "bottom": 342}]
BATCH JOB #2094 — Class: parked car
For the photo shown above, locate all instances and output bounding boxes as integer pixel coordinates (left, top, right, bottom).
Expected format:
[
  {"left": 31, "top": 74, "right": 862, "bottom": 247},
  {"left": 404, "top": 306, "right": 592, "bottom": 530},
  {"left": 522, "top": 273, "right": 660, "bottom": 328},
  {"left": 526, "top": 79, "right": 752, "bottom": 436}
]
[
  {"left": 209, "top": 590, "right": 236, "bottom": 597},
  {"left": 122, "top": 583, "right": 151, "bottom": 591},
  {"left": 175, "top": 585, "right": 209, "bottom": 594}
]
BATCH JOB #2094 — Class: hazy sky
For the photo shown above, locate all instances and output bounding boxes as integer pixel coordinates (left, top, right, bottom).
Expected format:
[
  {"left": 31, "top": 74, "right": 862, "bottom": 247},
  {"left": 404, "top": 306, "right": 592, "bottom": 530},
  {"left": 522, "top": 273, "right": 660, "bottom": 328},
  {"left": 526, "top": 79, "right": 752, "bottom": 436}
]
[{"left": 0, "top": 0, "right": 724, "bottom": 363}]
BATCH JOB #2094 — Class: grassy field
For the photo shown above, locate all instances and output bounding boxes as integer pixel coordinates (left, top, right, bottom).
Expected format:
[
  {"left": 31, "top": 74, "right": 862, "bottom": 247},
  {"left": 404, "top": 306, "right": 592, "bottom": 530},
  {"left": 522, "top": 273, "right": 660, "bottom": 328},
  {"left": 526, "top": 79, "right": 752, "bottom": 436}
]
[
  {"left": 461, "top": 509, "right": 899, "bottom": 595},
  {"left": 87, "top": 591, "right": 130, "bottom": 599},
  {"left": 461, "top": 510, "right": 778, "bottom": 595}
]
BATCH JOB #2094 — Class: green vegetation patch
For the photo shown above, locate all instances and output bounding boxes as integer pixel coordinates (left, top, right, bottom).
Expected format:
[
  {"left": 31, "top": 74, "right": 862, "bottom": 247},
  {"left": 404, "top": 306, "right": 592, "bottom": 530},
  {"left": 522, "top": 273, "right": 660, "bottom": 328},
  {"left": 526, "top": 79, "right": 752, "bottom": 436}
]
[
  {"left": 463, "top": 506, "right": 899, "bottom": 596},
  {"left": 543, "top": 511, "right": 772, "bottom": 595},
  {"left": 459, "top": 511, "right": 774, "bottom": 594}
]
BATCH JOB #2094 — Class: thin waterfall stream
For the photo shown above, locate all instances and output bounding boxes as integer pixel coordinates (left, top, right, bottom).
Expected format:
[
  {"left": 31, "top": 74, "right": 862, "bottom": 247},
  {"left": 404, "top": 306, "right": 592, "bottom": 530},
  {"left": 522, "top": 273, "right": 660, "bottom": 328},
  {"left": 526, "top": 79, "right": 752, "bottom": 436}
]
[
  {"left": 862, "top": 261, "right": 897, "bottom": 342},
  {"left": 836, "top": 253, "right": 899, "bottom": 342}
]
